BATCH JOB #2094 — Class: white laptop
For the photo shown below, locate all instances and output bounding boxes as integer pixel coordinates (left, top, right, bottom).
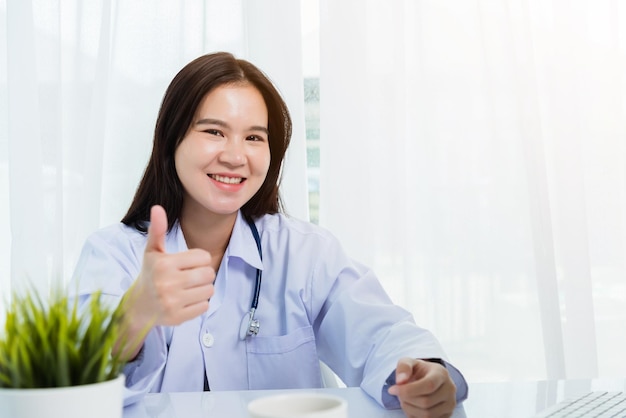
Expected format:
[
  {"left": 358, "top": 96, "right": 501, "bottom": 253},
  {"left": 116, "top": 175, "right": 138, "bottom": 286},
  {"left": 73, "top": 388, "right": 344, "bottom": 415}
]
[{"left": 535, "top": 391, "right": 626, "bottom": 417}]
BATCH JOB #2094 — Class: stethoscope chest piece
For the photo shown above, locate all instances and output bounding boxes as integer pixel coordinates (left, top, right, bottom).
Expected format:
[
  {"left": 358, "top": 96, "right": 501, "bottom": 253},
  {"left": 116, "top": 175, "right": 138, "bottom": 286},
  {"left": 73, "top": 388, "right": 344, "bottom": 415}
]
[{"left": 239, "top": 309, "right": 260, "bottom": 340}]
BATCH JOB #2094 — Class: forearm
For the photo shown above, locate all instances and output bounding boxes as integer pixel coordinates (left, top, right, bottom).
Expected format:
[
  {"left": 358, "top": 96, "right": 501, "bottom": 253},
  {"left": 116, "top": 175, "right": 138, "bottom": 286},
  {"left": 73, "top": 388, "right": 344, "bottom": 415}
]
[
  {"left": 121, "top": 327, "right": 169, "bottom": 406},
  {"left": 113, "top": 286, "right": 156, "bottom": 362}
]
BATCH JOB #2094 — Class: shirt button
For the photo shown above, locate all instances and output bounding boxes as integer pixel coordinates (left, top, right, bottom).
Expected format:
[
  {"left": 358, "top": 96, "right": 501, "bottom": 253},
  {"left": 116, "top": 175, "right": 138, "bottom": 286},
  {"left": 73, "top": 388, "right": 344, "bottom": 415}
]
[{"left": 202, "top": 333, "right": 215, "bottom": 348}]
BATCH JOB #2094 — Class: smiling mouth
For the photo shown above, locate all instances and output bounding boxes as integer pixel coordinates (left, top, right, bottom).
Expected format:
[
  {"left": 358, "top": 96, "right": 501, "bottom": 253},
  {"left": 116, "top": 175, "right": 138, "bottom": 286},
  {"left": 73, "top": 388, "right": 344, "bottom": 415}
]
[{"left": 209, "top": 174, "right": 245, "bottom": 184}]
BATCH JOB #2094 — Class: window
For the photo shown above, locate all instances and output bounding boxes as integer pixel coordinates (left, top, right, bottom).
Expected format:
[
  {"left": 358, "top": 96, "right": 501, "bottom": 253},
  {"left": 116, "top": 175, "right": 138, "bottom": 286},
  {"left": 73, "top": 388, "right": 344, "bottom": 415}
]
[
  {"left": 304, "top": 78, "right": 320, "bottom": 224},
  {"left": 301, "top": 0, "right": 320, "bottom": 224}
]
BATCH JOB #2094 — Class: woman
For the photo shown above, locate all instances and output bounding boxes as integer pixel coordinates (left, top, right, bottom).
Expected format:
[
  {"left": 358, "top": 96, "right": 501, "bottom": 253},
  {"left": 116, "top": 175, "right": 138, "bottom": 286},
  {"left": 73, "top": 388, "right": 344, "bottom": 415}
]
[{"left": 71, "top": 52, "right": 467, "bottom": 418}]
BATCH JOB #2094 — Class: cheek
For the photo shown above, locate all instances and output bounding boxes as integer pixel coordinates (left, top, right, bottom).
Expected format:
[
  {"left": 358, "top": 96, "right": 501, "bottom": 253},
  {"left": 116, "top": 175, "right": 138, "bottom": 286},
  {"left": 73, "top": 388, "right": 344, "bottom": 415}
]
[
  {"left": 255, "top": 147, "right": 271, "bottom": 175},
  {"left": 263, "top": 154, "right": 271, "bottom": 174},
  {"left": 173, "top": 147, "right": 185, "bottom": 179},
  {"left": 174, "top": 140, "right": 201, "bottom": 173},
  {"left": 173, "top": 141, "right": 199, "bottom": 185}
]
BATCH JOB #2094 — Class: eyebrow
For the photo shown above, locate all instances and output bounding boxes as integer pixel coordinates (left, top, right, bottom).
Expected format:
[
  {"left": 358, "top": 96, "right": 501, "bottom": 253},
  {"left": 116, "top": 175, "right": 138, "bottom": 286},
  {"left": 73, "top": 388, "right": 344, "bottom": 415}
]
[{"left": 195, "top": 118, "right": 269, "bottom": 135}]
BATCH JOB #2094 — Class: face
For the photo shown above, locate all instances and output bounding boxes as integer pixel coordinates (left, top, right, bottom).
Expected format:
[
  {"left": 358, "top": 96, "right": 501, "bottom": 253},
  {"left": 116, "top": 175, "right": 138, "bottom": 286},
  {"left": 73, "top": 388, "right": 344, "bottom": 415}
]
[{"left": 175, "top": 83, "right": 270, "bottom": 220}]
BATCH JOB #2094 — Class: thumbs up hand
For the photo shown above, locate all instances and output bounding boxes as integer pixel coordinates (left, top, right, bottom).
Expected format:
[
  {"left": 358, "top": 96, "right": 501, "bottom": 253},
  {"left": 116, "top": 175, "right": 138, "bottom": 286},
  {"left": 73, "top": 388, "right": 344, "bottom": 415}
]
[{"left": 127, "top": 205, "right": 216, "bottom": 328}]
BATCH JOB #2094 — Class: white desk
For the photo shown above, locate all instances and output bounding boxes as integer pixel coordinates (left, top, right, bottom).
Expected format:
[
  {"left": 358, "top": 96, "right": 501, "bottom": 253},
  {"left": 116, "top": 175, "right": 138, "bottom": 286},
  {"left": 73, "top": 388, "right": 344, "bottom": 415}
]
[{"left": 123, "top": 387, "right": 467, "bottom": 418}]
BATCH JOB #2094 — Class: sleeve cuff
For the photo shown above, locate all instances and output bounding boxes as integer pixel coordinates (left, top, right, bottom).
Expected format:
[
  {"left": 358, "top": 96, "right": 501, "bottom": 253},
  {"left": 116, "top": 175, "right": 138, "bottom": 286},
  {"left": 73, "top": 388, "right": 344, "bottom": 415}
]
[{"left": 122, "top": 343, "right": 146, "bottom": 382}]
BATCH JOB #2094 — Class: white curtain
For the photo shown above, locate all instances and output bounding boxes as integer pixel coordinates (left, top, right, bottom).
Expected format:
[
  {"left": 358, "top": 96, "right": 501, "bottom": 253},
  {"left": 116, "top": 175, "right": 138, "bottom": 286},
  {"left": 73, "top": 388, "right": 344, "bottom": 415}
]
[
  {"left": 319, "top": 0, "right": 626, "bottom": 382},
  {"left": 3, "top": 0, "right": 626, "bottom": 387},
  {"left": 0, "top": 0, "right": 308, "bottom": 305}
]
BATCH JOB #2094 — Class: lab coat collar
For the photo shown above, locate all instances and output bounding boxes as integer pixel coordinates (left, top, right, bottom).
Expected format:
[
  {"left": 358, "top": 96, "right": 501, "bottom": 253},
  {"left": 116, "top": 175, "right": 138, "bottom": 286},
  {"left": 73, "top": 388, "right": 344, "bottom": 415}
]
[{"left": 224, "top": 211, "right": 264, "bottom": 271}]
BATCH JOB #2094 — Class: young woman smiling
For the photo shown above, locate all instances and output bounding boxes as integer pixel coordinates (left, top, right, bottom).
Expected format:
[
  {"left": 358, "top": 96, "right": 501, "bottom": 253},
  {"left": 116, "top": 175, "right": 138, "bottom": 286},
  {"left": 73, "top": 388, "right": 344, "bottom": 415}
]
[{"left": 71, "top": 52, "right": 468, "bottom": 418}]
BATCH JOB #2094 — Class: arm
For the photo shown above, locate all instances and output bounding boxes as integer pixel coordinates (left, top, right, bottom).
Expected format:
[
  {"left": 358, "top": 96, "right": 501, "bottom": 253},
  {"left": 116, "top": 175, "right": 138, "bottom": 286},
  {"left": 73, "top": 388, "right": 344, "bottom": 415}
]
[
  {"left": 310, "top": 236, "right": 466, "bottom": 414},
  {"left": 114, "top": 206, "right": 214, "bottom": 360},
  {"left": 70, "top": 234, "right": 169, "bottom": 405},
  {"left": 69, "top": 206, "right": 215, "bottom": 405}
]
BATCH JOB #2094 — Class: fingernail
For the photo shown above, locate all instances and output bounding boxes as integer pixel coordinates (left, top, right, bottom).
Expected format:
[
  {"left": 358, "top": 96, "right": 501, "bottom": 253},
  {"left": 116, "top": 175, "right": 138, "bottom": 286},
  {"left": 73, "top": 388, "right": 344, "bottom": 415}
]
[
  {"left": 388, "top": 385, "right": 398, "bottom": 396},
  {"left": 396, "top": 372, "right": 408, "bottom": 383}
]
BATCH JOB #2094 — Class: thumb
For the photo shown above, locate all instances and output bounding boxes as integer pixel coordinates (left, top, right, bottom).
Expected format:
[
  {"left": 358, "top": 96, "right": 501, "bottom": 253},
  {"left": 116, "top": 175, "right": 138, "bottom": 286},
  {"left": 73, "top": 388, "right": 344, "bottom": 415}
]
[
  {"left": 395, "top": 357, "right": 416, "bottom": 385},
  {"left": 146, "top": 205, "right": 168, "bottom": 254}
]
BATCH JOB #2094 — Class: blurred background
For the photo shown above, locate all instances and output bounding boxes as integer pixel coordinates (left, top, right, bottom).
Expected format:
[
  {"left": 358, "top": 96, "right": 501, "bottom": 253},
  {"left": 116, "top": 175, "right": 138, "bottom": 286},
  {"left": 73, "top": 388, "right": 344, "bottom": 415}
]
[{"left": 1, "top": 0, "right": 625, "bottom": 385}]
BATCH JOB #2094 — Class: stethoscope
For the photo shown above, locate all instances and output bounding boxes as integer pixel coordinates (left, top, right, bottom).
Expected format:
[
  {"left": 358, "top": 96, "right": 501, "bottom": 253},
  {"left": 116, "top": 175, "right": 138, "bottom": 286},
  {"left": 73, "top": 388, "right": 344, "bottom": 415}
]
[{"left": 238, "top": 218, "right": 263, "bottom": 340}]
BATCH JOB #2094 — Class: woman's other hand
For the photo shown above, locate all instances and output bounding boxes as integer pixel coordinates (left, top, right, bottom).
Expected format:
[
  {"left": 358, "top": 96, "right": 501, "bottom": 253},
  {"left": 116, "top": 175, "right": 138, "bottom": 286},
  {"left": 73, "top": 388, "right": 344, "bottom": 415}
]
[{"left": 388, "top": 357, "right": 457, "bottom": 418}]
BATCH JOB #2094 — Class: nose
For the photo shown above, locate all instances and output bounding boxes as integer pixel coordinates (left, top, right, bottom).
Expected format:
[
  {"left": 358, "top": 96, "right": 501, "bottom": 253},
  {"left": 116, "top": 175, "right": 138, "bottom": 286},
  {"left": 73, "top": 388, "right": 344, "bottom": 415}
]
[{"left": 219, "top": 138, "right": 245, "bottom": 167}]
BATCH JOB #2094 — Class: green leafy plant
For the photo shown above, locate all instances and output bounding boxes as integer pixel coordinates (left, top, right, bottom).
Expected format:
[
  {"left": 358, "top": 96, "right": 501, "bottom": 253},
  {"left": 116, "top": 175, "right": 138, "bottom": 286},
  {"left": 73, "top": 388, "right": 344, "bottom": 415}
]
[{"left": 0, "top": 289, "right": 130, "bottom": 389}]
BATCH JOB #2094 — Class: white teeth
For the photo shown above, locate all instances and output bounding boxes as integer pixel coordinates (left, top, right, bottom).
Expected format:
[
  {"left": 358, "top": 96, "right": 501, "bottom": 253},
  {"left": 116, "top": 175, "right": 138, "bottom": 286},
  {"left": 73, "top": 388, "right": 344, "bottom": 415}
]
[{"left": 210, "top": 174, "right": 243, "bottom": 184}]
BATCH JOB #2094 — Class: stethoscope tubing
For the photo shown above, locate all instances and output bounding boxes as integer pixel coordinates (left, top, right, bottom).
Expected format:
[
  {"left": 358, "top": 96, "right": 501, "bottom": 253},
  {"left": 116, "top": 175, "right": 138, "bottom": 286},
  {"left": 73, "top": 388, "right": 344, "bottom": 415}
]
[
  {"left": 247, "top": 217, "right": 263, "bottom": 310},
  {"left": 239, "top": 217, "right": 262, "bottom": 340}
]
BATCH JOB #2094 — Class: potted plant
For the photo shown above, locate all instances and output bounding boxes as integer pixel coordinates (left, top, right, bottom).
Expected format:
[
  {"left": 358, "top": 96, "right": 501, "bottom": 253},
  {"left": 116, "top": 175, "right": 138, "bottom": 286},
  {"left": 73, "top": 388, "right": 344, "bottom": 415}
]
[{"left": 0, "top": 288, "right": 132, "bottom": 418}]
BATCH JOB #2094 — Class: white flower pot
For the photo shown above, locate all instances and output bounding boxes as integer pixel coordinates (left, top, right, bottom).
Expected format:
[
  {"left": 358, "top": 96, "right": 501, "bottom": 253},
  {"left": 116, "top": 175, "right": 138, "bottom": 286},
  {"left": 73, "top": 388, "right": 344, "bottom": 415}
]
[{"left": 0, "top": 374, "right": 125, "bottom": 418}]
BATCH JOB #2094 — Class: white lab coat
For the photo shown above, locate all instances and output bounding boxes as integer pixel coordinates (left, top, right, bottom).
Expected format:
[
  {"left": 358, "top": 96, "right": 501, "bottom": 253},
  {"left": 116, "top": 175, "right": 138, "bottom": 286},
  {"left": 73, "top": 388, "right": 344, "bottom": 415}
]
[{"left": 71, "top": 211, "right": 466, "bottom": 408}]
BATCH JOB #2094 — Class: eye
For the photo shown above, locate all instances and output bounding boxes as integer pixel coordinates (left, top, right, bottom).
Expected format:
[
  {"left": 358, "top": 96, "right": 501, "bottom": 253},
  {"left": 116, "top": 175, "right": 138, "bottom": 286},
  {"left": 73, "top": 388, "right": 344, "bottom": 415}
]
[
  {"left": 246, "top": 134, "right": 266, "bottom": 142},
  {"left": 204, "top": 129, "right": 223, "bottom": 137}
]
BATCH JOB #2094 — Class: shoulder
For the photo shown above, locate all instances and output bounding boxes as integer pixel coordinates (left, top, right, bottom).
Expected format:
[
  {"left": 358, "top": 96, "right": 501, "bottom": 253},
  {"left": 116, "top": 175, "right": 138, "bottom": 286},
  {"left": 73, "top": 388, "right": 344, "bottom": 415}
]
[
  {"left": 255, "top": 213, "right": 351, "bottom": 266},
  {"left": 75, "top": 222, "right": 151, "bottom": 274},
  {"left": 257, "top": 213, "right": 337, "bottom": 243},
  {"left": 83, "top": 222, "right": 148, "bottom": 253},
  {"left": 89, "top": 222, "right": 145, "bottom": 240},
  {"left": 81, "top": 221, "right": 185, "bottom": 258},
  {"left": 72, "top": 223, "right": 149, "bottom": 296}
]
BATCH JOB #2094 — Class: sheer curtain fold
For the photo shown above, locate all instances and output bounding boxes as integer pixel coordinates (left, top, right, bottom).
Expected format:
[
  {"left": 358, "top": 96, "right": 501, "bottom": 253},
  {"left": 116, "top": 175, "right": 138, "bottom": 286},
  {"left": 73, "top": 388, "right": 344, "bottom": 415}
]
[
  {"left": 320, "top": 0, "right": 626, "bottom": 382},
  {"left": 0, "top": 0, "right": 307, "bottom": 308},
  {"left": 6, "top": 0, "right": 47, "bottom": 293},
  {"left": 511, "top": 0, "right": 568, "bottom": 380},
  {"left": 244, "top": 0, "right": 309, "bottom": 220}
]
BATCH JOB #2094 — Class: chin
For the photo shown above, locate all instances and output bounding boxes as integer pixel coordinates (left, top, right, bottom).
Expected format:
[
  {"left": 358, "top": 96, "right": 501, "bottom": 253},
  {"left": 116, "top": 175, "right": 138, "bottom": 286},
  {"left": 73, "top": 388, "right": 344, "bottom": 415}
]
[{"left": 207, "top": 205, "right": 246, "bottom": 217}]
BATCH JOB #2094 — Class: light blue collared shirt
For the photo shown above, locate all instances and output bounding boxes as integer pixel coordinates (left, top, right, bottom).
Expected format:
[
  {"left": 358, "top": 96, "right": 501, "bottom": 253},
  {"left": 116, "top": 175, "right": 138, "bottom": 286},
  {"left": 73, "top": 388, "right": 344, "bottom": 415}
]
[{"left": 71, "top": 211, "right": 468, "bottom": 408}]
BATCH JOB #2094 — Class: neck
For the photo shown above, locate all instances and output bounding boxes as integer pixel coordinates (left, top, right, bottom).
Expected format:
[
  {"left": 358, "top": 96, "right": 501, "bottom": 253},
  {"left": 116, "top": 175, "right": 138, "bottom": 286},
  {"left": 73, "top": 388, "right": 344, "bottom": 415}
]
[{"left": 179, "top": 212, "right": 238, "bottom": 271}]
